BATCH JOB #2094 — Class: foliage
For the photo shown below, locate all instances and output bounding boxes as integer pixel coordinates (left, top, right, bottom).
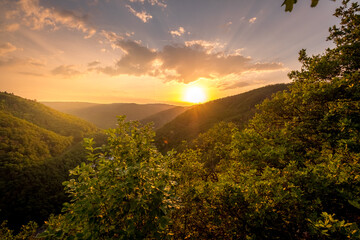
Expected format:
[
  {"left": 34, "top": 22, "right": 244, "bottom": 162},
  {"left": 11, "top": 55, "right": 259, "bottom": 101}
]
[
  {"left": 282, "top": 0, "right": 330, "bottom": 12},
  {"left": 0, "top": 92, "right": 101, "bottom": 230},
  {"left": 0, "top": 133, "right": 106, "bottom": 230},
  {"left": 308, "top": 212, "right": 360, "bottom": 239},
  {"left": 0, "top": 221, "right": 38, "bottom": 240},
  {"left": 40, "top": 117, "right": 175, "bottom": 239}
]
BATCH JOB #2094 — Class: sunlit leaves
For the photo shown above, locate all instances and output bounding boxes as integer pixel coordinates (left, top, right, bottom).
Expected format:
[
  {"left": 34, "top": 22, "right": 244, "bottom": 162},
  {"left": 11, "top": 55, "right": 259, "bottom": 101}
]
[{"left": 41, "top": 117, "right": 175, "bottom": 239}]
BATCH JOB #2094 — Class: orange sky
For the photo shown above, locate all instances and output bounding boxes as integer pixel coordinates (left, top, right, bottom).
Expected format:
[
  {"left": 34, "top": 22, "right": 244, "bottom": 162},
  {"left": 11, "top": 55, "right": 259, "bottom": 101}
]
[{"left": 0, "top": 0, "right": 342, "bottom": 104}]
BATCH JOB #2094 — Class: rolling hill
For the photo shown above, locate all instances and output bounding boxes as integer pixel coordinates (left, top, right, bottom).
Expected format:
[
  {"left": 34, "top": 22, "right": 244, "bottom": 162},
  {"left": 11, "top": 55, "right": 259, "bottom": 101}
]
[
  {"left": 1, "top": 92, "right": 98, "bottom": 141},
  {"left": 155, "top": 84, "right": 289, "bottom": 152},
  {"left": 140, "top": 106, "right": 188, "bottom": 129},
  {"left": 42, "top": 102, "right": 177, "bottom": 129},
  {"left": 0, "top": 92, "right": 101, "bottom": 229}
]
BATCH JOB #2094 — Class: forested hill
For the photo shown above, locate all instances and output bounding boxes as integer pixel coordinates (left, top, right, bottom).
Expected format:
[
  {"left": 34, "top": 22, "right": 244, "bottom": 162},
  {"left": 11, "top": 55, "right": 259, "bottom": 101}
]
[
  {"left": 0, "top": 92, "right": 98, "bottom": 141},
  {"left": 155, "top": 84, "right": 288, "bottom": 152},
  {"left": 140, "top": 106, "right": 188, "bottom": 129},
  {"left": 43, "top": 102, "right": 177, "bottom": 129},
  {"left": 0, "top": 92, "right": 100, "bottom": 229}
]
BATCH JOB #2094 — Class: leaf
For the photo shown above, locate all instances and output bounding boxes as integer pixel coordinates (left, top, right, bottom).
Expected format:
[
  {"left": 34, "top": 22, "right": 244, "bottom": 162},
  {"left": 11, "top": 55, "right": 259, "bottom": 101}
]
[
  {"left": 282, "top": 0, "right": 297, "bottom": 12},
  {"left": 348, "top": 199, "right": 360, "bottom": 209},
  {"left": 311, "top": 0, "right": 319, "bottom": 8}
]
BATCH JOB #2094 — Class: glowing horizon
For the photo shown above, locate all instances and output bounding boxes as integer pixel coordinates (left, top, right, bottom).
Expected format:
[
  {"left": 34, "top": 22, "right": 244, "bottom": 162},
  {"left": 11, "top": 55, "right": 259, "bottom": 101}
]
[{"left": 0, "top": 0, "right": 342, "bottom": 104}]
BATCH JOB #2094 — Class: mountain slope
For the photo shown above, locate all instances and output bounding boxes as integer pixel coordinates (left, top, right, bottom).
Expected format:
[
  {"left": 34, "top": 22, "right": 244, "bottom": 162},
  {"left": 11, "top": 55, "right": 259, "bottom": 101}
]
[
  {"left": 42, "top": 102, "right": 177, "bottom": 129},
  {"left": 0, "top": 92, "right": 101, "bottom": 229},
  {"left": 155, "top": 84, "right": 289, "bottom": 152},
  {"left": 0, "top": 92, "right": 98, "bottom": 141},
  {"left": 140, "top": 106, "right": 188, "bottom": 129},
  {"left": 0, "top": 111, "right": 72, "bottom": 165}
]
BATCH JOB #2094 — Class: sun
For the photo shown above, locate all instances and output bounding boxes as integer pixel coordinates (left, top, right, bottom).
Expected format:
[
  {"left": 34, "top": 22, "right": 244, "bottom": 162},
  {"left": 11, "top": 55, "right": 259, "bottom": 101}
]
[{"left": 184, "top": 86, "right": 207, "bottom": 104}]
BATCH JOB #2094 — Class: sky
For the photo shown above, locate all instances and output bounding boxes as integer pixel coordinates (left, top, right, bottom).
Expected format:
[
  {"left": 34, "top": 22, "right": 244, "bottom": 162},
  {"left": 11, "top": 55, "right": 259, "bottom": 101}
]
[{"left": 0, "top": 0, "right": 344, "bottom": 105}]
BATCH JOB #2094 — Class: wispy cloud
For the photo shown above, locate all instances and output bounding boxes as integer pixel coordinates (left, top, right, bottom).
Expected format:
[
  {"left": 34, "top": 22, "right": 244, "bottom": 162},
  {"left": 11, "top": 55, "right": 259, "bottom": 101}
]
[
  {"left": 17, "top": 71, "right": 44, "bottom": 77},
  {"left": 96, "top": 39, "right": 284, "bottom": 84},
  {"left": 88, "top": 61, "right": 101, "bottom": 67},
  {"left": 0, "top": 57, "right": 45, "bottom": 68},
  {"left": 249, "top": 17, "right": 257, "bottom": 24},
  {"left": 170, "top": 27, "right": 185, "bottom": 37},
  {"left": 126, "top": 5, "right": 152, "bottom": 23},
  {"left": 14, "top": 0, "right": 96, "bottom": 38},
  {"left": 128, "top": 0, "right": 167, "bottom": 8},
  {"left": 51, "top": 64, "right": 82, "bottom": 78},
  {"left": 0, "top": 42, "right": 17, "bottom": 55},
  {"left": 1, "top": 23, "right": 20, "bottom": 32}
]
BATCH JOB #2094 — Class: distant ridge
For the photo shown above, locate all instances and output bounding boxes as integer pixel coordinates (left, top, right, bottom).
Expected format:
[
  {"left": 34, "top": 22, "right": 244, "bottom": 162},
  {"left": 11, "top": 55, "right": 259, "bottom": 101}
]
[
  {"left": 155, "top": 84, "right": 289, "bottom": 152},
  {"left": 43, "top": 102, "right": 177, "bottom": 129}
]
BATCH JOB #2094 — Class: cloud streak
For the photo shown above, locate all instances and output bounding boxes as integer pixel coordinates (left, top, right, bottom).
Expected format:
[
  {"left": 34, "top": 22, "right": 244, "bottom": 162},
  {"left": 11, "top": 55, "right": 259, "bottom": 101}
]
[
  {"left": 170, "top": 27, "right": 185, "bottom": 37},
  {"left": 51, "top": 65, "right": 82, "bottom": 78},
  {"left": 126, "top": 5, "right": 152, "bottom": 23},
  {"left": 96, "top": 39, "right": 284, "bottom": 83},
  {"left": 249, "top": 17, "right": 257, "bottom": 24},
  {"left": 15, "top": 0, "right": 96, "bottom": 38},
  {"left": 0, "top": 42, "right": 17, "bottom": 55},
  {"left": 128, "top": 0, "right": 167, "bottom": 8}
]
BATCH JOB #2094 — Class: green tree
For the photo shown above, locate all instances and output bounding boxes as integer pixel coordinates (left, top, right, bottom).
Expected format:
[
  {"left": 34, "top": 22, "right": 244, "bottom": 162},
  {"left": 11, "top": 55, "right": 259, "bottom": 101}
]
[{"left": 40, "top": 117, "right": 175, "bottom": 239}]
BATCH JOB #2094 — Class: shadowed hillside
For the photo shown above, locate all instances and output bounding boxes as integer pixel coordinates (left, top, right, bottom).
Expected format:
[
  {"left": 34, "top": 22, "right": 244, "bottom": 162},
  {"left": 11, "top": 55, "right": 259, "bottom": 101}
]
[
  {"left": 155, "top": 84, "right": 289, "bottom": 152},
  {"left": 0, "top": 92, "right": 101, "bottom": 229}
]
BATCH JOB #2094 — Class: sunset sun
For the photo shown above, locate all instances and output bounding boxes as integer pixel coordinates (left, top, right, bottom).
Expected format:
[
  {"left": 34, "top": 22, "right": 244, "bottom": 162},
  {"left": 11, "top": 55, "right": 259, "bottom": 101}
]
[{"left": 184, "top": 86, "right": 207, "bottom": 104}]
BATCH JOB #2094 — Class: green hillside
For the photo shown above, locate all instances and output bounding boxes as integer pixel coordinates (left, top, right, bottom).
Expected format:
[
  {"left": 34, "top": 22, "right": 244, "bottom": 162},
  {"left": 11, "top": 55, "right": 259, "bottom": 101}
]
[
  {"left": 0, "top": 111, "right": 72, "bottom": 165},
  {"left": 155, "top": 84, "right": 288, "bottom": 152},
  {"left": 0, "top": 92, "right": 98, "bottom": 141},
  {"left": 140, "top": 106, "right": 188, "bottom": 129},
  {"left": 0, "top": 92, "right": 101, "bottom": 229},
  {"left": 43, "top": 102, "right": 177, "bottom": 129}
]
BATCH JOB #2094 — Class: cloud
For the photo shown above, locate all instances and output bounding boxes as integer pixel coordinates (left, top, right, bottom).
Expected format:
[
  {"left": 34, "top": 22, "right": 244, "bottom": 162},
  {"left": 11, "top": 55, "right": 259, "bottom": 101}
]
[
  {"left": 126, "top": 5, "right": 152, "bottom": 23},
  {"left": 88, "top": 61, "right": 100, "bottom": 67},
  {"left": 51, "top": 65, "right": 82, "bottom": 78},
  {"left": 0, "top": 42, "right": 17, "bottom": 55},
  {"left": 0, "top": 57, "right": 45, "bottom": 67},
  {"left": 220, "top": 81, "right": 250, "bottom": 90},
  {"left": 15, "top": 0, "right": 96, "bottom": 38},
  {"left": 128, "top": 0, "right": 167, "bottom": 8},
  {"left": 97, "top": 40, "right": 156, "bottom": 76},
  {"left": 97, "top": 39, "right": 284, "bottom": 84},
  {"left": 0, "top": 23, "right": 20, "bottom": 32},
  {"left": 17, "top": 71, "right": 44, "bottom": 77},
  {"left": 219, "top": 69, "right": 290, "bottom": 90},
  {"left": 184, "top": 40, "right": 224, "bottom": 54},
  {"left": 102, "top": 30, "right": 124, "bottom": 49},
  {"left": 249, "top": 17, "right": 257, "bottom": 24},
  {"left": 222, "top": 21, "right": 232, "bottom": 32},
  {"left": 170, "top": 27, "right": 185, "bottom": 37}
]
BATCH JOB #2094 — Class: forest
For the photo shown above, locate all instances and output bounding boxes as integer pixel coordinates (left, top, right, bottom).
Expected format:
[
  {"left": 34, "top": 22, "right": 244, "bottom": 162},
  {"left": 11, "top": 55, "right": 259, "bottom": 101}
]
[{"left": 1, "top": 0, "right": 360, "bottom": 239}]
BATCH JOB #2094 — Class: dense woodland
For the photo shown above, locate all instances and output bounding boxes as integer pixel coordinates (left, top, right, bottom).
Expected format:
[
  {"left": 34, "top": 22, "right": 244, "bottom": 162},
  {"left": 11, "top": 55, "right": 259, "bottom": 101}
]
[
  {"left": 0, "top": 93, "right": 104, "bottom": 231},
  {"left": 1, "top": 1, "right": 360, "bottom": 239}
]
